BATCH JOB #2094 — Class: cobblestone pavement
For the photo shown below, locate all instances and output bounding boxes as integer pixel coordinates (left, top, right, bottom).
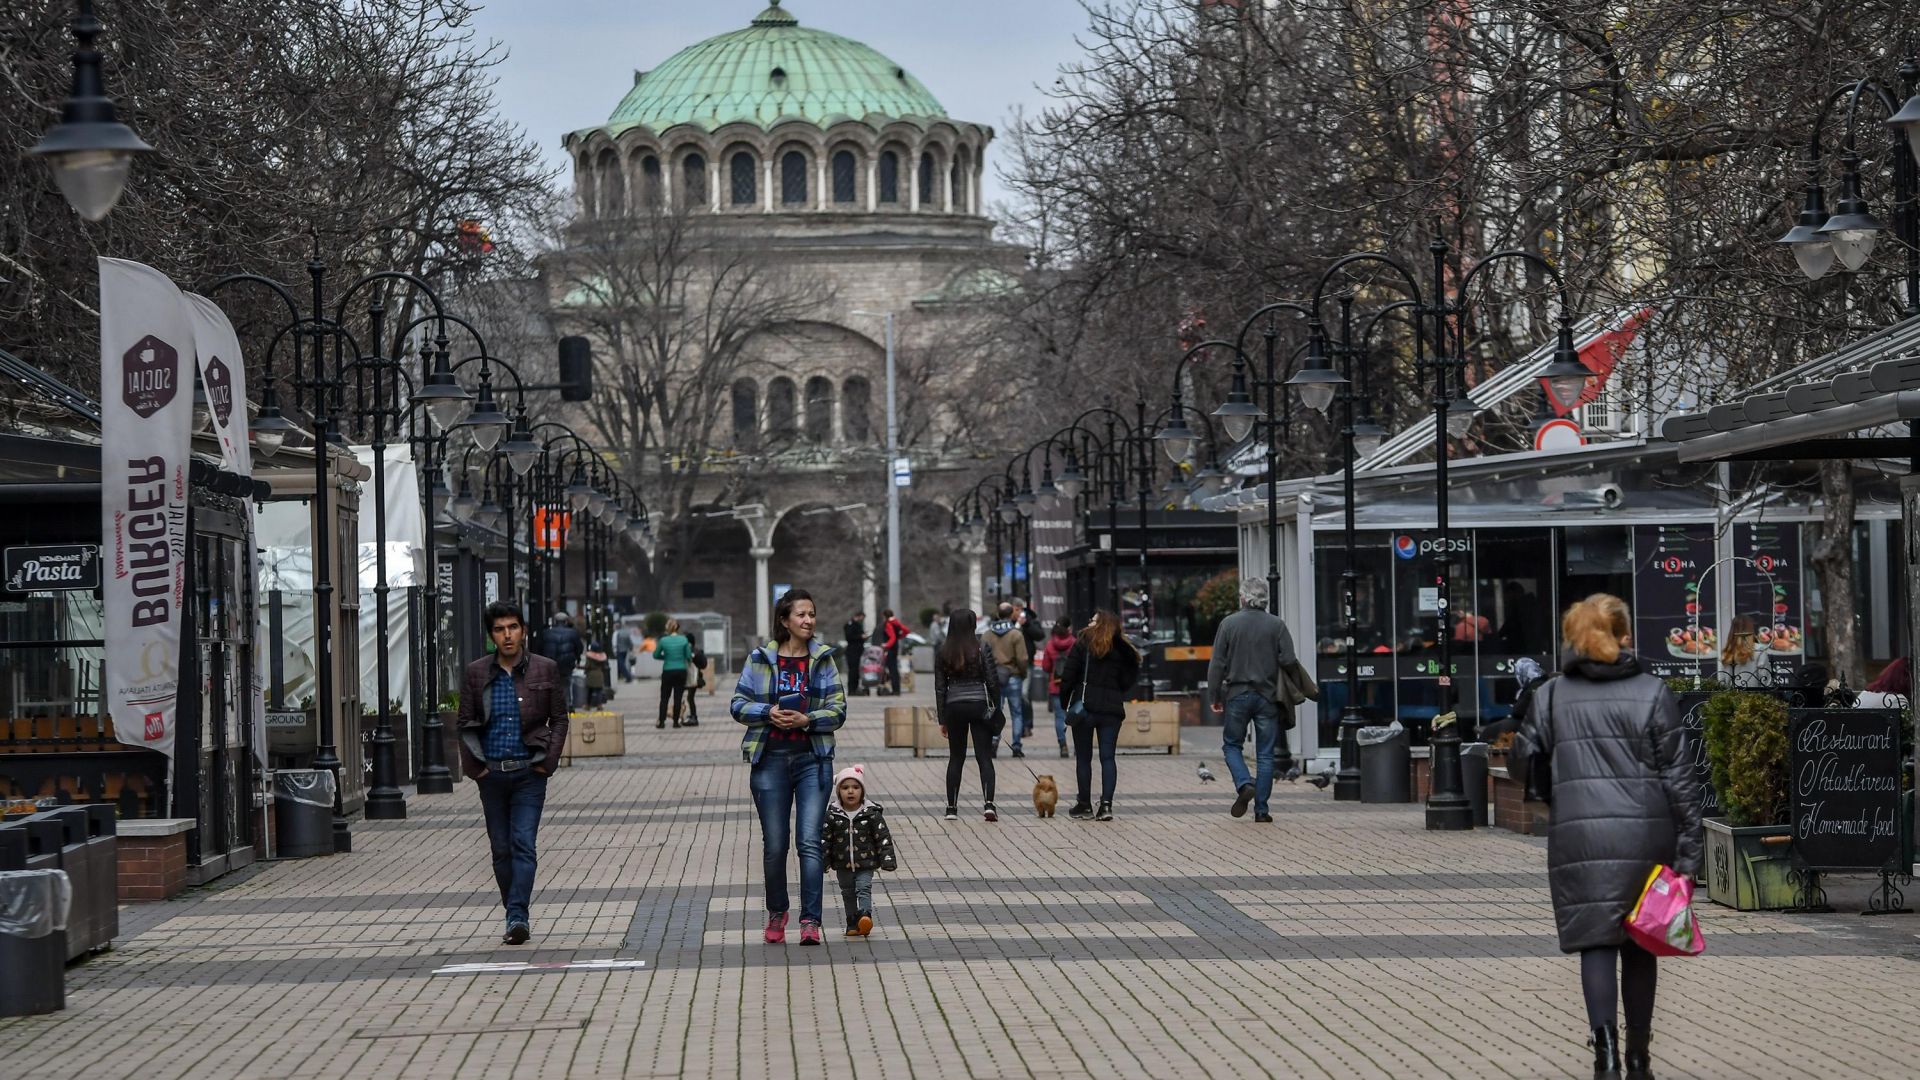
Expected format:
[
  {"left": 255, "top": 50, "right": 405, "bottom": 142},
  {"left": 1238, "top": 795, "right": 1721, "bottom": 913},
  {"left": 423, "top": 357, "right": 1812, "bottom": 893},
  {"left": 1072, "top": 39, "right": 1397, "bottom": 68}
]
[{"left": 5, "top": 679, "right": 1920, "bottom": 1079}]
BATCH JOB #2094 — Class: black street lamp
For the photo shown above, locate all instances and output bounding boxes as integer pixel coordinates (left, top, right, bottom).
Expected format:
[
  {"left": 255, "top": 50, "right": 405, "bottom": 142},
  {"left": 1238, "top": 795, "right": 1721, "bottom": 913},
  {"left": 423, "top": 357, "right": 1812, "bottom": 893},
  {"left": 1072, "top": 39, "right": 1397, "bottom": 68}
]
[
  {"left": 1776, "top": 52, "right": 1920, "bottom": 315},
  {"left": 29, "top": 0, "right": 151, "bottom": 220},
  {"left": 1301, "top": 234, "right": 1589, "bottom": 829}
]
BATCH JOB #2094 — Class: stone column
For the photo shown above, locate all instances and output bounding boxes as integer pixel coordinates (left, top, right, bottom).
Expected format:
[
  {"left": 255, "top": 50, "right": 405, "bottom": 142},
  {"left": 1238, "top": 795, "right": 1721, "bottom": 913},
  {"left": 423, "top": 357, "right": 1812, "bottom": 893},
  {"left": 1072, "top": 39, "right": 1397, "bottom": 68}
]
[
  {"left": 862, "top": 561, "right": 879, "bottom": 627},
  {"left": 752, "top": 545, "right": 775, "bottom": 641},
  {"left": 966, "top": 551, "right": 984, "bottom": 615},
  {"left": 866, "top": 156, "right": 878, "bottom": 211},
  {"left": 763, "top": 157, "right": 774, "bottom": 213}
]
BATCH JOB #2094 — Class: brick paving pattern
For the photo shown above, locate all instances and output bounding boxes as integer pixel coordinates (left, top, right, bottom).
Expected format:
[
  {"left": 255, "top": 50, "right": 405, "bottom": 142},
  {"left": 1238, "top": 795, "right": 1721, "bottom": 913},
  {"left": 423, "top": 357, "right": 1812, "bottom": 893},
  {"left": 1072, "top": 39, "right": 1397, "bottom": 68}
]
[{"left": 5, "top": 682, "right": 1920, "bottom": 1078}]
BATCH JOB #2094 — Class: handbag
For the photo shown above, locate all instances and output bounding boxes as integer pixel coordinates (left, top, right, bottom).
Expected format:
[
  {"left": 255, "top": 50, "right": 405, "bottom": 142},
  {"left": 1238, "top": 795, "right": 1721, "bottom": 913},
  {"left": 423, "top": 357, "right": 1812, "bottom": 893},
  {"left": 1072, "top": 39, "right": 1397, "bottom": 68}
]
[
  {"left": 1625, "top": 864, "right": 1705, "bottom": 957},
  {"left": 1064, "top": 650, "right": 1092, "bottom": 727}
]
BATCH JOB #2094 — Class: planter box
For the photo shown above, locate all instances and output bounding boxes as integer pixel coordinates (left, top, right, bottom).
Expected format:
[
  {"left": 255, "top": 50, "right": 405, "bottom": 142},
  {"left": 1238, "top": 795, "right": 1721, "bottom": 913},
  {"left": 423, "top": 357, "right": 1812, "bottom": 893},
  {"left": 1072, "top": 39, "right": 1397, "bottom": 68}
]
[
  {"left": 1702, "top": 817, "right": 1796, "bottom": 911},
  {"left": 1117, "top": 701, "right": 1180, "bottom": 753},
  {"left": 1490, "top": 765, "right": 1551, "bottom": 836},
  {"left": 883, "top": 706, "right": 942, "bottom": 756},
  {"left": 562, "top": 710, "right": 626, "bottom": 759}
]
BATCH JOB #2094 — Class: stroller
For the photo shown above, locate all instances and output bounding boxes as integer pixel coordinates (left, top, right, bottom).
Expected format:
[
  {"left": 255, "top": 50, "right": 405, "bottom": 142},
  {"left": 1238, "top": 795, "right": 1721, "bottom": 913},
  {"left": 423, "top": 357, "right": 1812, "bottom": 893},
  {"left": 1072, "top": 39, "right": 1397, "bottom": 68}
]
[{"left": 859, "top": 644, "right": 886, "bottom": 692}]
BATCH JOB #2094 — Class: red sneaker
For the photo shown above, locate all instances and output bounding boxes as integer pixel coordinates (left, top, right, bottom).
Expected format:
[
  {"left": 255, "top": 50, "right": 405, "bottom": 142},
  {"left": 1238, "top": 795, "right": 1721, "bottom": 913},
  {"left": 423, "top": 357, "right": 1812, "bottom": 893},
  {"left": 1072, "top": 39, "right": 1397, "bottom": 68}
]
[
  {"left": 798, "top": 919, "right": 823, "bottom": 946},
  {"left": 764, "top": 912, "right": 788, "bottom": 944}
]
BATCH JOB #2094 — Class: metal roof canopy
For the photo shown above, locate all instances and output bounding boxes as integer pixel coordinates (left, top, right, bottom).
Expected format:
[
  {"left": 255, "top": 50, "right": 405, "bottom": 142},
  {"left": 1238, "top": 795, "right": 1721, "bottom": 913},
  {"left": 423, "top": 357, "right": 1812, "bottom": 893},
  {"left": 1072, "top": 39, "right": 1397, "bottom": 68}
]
[{"left": 1662, "top": 315, "right": 1920, "bottom": 463}]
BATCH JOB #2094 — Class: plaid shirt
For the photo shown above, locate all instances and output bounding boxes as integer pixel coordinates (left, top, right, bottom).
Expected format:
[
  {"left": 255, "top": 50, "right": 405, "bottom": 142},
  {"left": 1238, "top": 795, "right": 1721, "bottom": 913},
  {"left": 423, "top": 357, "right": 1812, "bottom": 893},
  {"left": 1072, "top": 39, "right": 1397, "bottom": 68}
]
[
  {"left": 730, "top": 638, "right": 847, "bottom": 763},
  {"left": 483, "top": 665, "right": 528, "bottom": 762}
]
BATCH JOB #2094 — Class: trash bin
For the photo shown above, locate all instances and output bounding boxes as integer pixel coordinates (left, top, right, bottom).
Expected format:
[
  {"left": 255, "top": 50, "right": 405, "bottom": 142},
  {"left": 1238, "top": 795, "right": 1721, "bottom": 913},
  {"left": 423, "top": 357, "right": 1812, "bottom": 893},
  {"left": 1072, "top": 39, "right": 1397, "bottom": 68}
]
[
  {"left": 0, "top": 822, "right": 26, "bottom": 871},
  {"left": 45, "top": 807, "right": 97, "bottom": 957},
  {"left": 274, "top": 770, "right": 336, "bottom": 858},
  {"left": 82, "top": 804, "right": 118, "bottom": 947},
  {"left": 0, "top": 869, "right": 70, "bottom": 1016},
  {"left": 1357, "top": 722, "right": 1411, "bottom": 803},
  {"left": 1462, "top": 742, "right": 1490, "bottom": 827}
]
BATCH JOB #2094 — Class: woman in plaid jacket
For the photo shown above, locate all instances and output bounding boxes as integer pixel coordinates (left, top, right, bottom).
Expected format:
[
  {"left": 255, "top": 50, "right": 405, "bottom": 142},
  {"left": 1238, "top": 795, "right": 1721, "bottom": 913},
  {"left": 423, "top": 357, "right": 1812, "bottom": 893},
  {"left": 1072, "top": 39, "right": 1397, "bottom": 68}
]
[{"left": 730, "top": 588, "right": 847, "bottom": 947}]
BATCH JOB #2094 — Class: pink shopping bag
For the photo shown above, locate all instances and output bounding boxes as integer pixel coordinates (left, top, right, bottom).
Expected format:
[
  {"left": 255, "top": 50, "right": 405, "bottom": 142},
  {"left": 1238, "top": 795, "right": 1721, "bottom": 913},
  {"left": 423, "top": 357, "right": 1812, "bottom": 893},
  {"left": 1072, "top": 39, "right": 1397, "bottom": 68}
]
[{"left": 1625, "top": 865, "right": 1705, "bottom": 957}]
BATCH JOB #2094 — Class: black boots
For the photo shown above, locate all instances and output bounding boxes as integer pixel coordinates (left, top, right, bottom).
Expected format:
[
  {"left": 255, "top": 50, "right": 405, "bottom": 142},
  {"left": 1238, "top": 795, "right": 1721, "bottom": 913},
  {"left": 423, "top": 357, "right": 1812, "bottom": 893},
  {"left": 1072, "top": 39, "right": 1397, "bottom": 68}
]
[
  {"left": 1591, "top": 1025, "right": 1621, "bottom": 1079},
  {"left": 1624, "top": 1026, "right": 1653, "bottom": 1080}
]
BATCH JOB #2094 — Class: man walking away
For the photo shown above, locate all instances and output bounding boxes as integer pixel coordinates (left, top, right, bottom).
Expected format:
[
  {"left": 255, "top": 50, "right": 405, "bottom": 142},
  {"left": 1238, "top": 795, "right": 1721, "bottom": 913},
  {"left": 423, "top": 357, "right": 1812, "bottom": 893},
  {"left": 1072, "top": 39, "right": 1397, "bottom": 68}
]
[
  {"left": 541, "top": 611, "right": 583, "bottom": 711},
  {"left": 844, "top": 613, "right": 868, "bottom": 696},
  {"left": 880, "top": 609, "right": 909, "bottom": 696},
  {"left": 458, "top": 602, "right": 568, "bottom": 944},
  {"left": 1207, "top": 580, "right": 1297, "bottom": 823},
  {"left": 984, "top": 603, "right": 1031, "bottom": 757},
  {"left": 613, "top": 623, "right": 635, "bottom": 684}
]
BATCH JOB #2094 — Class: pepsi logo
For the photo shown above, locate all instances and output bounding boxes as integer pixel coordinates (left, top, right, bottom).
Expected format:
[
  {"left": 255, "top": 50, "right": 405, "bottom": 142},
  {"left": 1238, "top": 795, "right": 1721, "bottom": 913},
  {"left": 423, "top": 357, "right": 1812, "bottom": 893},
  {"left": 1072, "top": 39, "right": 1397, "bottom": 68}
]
[{"left": 1393, "top": 535, "right": 1418, "bottom": 560}]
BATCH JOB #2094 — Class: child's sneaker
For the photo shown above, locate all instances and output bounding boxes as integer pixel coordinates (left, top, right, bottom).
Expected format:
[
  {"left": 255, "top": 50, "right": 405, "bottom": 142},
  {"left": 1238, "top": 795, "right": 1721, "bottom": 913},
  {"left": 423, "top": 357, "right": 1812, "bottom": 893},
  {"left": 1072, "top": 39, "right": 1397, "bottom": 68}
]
[
  {"left": 764, "top": 912, "right": 787, "bottom": 944},
  {"left": 854, "top": 913, "right": 873, "bottom": 937},
  {"left": 797, "top": 919, "right": 823, "bottom": 946},
  {"left": 844, "top": 917, "right": 862, "bottom": 938}
]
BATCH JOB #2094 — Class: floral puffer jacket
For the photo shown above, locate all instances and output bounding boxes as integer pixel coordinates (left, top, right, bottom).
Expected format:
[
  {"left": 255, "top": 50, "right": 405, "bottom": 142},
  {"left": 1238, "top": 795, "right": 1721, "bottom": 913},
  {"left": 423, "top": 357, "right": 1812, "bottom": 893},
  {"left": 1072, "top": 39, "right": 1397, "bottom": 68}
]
[{"left": 824, "top": 801, "right": 898, "bottom": 874}]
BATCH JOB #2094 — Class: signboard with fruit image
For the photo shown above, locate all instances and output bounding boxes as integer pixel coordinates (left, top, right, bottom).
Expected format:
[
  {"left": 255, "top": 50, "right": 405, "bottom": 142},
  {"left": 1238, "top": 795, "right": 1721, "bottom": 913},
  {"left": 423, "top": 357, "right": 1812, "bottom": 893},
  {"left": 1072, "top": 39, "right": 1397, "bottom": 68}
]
[
  {"left": 1734, "top": 522, "right": 1805, "bottom": 683},
  {"left": 1632, "top": 525, "right": 1718, "bottom": 678}
]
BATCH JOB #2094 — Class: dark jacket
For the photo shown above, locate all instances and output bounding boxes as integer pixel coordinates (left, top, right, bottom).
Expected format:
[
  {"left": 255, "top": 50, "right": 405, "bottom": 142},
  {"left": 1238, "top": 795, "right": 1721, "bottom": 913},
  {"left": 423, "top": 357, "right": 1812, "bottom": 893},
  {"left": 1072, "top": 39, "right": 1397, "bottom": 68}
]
[
  {"left": 541, "top": 623, "right": 582, "bottom": 676},
  {"left": 824, "top": 800, "right": 898, "bottom": 873},
  {"left": 934, "top": 642, "right": 1004, "bottom": 723},
  {"left": 457, "top": 651, "right": 570, "bottom": 779},
  {"left": 844, "top": 620, "right": 867, "bottom": 656},
  {"left": 1206, "top": 608, "right": 1298, "bottom": 709},
  {"left": 1055, "top": 636, "right": 1142, "bottom": 720},
  {"left": 1519, "top": 651, "right": 1702, "bottom": 952}
]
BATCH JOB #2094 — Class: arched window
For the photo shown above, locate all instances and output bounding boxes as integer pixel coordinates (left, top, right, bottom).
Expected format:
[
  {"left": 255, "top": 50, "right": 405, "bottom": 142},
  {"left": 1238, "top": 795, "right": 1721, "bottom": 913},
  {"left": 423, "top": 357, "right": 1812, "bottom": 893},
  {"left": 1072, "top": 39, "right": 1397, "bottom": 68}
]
[
  {"left": 730, "top": 378, "right": 758, "bottom": 448},
  {"left": 639, "top": 154, "right": 662, "bottom": 207},
  {"left": 803, "top": 376, "right": 834, "bottom": 443},
  {"left": 950, "top": 152, "right": 968, "bottom": 212},
  {"left": 576, "top": 154, "right": 597, "bottom": 216},
  {"left": 918, "top": 152, "right": 935, "bottom": 208},
  {"left": 781, "top": 150, "right": 808, "bottom": 205},
  {"left": 597, "top": 149, "right": 623, "bottom": 217},
  {"left": 767, "top": 377, "right": 797, "bottom": 439},
  {"left": 832, "top": 150, "right": 857, "bottom": 204},
  {"left": 730, "top": 151, "right": 757, "bottom": 206},
  {"left": 842, "top": 377, "right": 872, "bottom": 443},
  {"left": 878, "top": 151, "right": 900, "bottom": 204},
  {"left": 681, "top": 153, "right": 708, "bottom": 209}
]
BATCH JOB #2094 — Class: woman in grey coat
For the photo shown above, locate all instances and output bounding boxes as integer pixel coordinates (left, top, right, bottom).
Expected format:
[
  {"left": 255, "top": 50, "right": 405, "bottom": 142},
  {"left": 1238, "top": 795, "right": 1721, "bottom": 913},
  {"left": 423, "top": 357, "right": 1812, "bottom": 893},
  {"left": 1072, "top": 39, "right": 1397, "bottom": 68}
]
[{"left": 1522, "top": 593, "right": 1700, "bottom": 1080}]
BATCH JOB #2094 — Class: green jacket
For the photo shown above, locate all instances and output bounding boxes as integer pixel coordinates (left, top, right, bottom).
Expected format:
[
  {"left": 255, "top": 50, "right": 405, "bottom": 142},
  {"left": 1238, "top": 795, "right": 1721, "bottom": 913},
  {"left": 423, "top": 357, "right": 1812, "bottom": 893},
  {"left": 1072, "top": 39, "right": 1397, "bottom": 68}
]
[{"left": 654, "top": 633, "right": 692, "bottom": 672}]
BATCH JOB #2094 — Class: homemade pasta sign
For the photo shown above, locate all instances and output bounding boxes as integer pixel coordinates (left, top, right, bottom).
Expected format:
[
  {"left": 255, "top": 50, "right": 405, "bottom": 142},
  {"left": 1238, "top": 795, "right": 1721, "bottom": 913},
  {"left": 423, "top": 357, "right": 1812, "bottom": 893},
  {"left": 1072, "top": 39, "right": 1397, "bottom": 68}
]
[
  {"left": 1788, "top": 709, "right": 1903, "bottom": 872},
  {"left": 99, "top": 258, "right": 194, "bottom": 762}
]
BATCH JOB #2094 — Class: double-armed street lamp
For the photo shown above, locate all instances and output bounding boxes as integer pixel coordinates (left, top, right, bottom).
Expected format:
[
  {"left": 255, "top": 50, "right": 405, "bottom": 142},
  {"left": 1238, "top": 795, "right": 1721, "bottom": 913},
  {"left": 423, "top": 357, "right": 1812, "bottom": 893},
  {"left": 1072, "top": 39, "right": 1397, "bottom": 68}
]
[{"left": 1776, "top": 49, "right": 1920, "bottom": 316}]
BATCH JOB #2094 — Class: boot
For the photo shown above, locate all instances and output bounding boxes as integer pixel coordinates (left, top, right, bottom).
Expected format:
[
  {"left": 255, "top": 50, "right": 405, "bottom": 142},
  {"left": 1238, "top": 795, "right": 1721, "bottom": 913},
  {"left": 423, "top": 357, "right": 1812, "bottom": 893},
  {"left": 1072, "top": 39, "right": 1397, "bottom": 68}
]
[
  {"left": 1591, "top": 1025, "right": 1621, "bottom": 1080},
  {"left": 1624, "top": 1026, "right": 1653, "bottom": 1080}
]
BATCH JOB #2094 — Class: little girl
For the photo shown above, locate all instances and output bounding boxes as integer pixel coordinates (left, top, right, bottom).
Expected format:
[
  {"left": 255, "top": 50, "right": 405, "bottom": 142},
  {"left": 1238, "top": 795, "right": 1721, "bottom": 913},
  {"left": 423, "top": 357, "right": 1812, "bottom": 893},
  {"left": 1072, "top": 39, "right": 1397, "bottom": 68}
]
[{"left": 824, "top": 763, "right": 897, "bottom": 936}]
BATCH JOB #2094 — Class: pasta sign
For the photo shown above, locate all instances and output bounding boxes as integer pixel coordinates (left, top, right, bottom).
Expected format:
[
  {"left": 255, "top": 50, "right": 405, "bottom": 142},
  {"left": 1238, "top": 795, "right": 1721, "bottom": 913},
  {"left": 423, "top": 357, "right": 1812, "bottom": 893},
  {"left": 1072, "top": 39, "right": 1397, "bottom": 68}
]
[{"left": 100, "top": 258, "right": 195, "bottom": 760}]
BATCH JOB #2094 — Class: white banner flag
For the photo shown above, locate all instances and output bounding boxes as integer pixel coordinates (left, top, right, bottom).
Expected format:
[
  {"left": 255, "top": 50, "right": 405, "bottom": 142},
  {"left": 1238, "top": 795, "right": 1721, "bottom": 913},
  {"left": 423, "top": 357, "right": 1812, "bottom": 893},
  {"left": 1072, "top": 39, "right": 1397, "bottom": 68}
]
[
  {"left": 100, "top": 258, "right": 195, "bottom": 761},
  {"left": 184, "top": 294, "right": 252, "bottom": 479}
]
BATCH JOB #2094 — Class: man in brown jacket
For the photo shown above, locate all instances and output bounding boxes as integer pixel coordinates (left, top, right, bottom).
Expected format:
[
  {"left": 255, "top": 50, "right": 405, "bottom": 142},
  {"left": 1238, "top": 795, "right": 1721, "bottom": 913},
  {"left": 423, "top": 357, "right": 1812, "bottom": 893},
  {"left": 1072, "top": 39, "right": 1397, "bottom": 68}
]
[{"left": 459, "top": 601, "right": 568, "bottom": 944}]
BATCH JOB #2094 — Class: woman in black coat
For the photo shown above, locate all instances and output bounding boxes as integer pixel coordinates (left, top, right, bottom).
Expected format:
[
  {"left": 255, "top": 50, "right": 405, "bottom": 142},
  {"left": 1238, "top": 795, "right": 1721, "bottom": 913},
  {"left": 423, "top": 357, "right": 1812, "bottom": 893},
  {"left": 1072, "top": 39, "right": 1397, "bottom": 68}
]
[
  {"left": 1520, "top": 593, "right": 1700, "bottom": 1080},
  {"left": 1053, "top": 608, "right": 1141, "bottom": 821}
]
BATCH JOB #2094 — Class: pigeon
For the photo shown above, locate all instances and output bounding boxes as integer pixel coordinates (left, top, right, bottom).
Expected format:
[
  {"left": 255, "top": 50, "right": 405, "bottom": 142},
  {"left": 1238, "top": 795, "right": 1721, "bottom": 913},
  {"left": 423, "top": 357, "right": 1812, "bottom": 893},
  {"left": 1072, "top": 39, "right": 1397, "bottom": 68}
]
[
  {"left": 1307, "top": 770, "right": 1333, "bottom": 790},
  {"left": 1196, "top": 762, "right": 1217, "bottom": 783}
]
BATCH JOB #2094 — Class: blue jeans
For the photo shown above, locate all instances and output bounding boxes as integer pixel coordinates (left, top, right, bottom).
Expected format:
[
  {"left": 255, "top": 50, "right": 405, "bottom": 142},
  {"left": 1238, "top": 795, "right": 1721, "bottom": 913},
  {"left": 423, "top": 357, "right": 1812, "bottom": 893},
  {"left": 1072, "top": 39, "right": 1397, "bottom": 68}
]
[
  {"left": 750, "top": 748, "right": 828, "bottom": 924},
  {"left": 477, "top": 767, "right": 548, "bottom": 925},
  {"left": 1050, "top": 692, "right": 1066, "bottom": 746},
  {"left": 1072, "top": 715, "right": 1122, "bottom": 805},
  {"left": 1002, "top": 675, "right": 1028, "bottom": 749},
  {"left": 1222, "top": 691, "right": 1281, "bottom": 816}
]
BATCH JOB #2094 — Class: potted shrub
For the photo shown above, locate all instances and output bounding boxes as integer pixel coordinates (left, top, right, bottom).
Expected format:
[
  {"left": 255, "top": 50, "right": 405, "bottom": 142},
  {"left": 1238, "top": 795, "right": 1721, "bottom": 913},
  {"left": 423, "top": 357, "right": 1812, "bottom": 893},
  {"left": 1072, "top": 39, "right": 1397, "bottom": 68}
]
[
  {"left": 1700, "top": 690, "right": 1795, "bottom": 910},
  {"left": 1190, "top": 570, "right": 1239, "bottom": 647}
]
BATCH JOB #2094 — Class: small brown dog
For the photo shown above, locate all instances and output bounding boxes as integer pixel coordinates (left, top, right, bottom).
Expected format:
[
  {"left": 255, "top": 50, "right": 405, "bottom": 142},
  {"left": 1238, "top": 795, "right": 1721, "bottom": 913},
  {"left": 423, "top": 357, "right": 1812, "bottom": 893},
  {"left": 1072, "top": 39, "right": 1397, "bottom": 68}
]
[{"left": 1032, "top": 775, "right": 1058, "bottom": 817}]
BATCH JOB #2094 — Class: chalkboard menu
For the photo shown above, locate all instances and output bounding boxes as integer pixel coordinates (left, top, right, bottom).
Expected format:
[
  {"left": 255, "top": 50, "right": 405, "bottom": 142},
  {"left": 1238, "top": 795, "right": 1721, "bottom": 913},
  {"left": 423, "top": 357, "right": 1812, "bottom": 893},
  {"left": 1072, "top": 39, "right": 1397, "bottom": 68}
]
[
  {"left": 1733, "top": 523, "right": 1805, "bottom": 685},
  {"left": 1632, "top": 525, "right": 1718, "bottom": 678},
  {"left": 1674, "top": 692, "right": 1723, "bottom": 821},
  {"left": 1788, "top": 709, "right": 1904, "bottom": 872}
]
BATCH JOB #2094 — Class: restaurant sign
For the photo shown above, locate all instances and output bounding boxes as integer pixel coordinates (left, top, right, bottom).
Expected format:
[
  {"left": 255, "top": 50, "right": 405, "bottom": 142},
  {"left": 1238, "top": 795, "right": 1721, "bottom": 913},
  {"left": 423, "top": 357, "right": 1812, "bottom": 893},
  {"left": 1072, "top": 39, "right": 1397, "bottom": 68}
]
[{"left": 3, "top": 544, "right": 101, "bottom": 593}]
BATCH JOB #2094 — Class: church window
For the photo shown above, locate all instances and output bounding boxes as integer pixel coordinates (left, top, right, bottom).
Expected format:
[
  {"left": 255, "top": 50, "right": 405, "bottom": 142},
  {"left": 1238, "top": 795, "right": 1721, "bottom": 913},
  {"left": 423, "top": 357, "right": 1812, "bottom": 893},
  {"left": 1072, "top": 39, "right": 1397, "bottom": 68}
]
[
  {"left": 767, "top": 377, "right": 797, "bottom": 440},
  {"left": 878, "top": 151, "right": 900, "bottom": 204},
  {"left": 639, "top": 155, "right": 662, "bottom": 207},
  {"left": 681, "top": 153, "right": 708, "bottom": 208},
  {"left": 832, "top": 151, "right": 857, "bottom": 204},
  {"left": 730, "top": 152, "right": 757, "bottom": 206},
  {"left": 918, "top": 152, "right": 935, "bottom": 207},
  {"left": 804, "top": 377, "right": 834, "bottom": 443},
  {"left": 598, "top": 149, "right": 623, "bottom": 217},
  {"left": 951, "top": 154, "right": 968, "bottom": 212},
  {"left": 731, "top": 378, "right": 758, "bottom": 448},
  {"left": 781, "top": 151, "right": 808, "bottom": 205},
  {"left": 842, "top": 377, "right": 871, "bottom": 442}
]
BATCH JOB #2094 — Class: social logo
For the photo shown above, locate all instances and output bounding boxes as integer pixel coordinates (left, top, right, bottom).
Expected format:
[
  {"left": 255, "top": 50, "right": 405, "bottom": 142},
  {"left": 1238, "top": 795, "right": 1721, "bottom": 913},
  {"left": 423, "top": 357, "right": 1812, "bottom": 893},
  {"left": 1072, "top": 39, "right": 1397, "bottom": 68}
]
[
  {"left": 122, "top": 335, "right": 180, "bottom": 418},
  {"left": 204, "top": 355, "right": 234, "bottom": 426},
  {"left": 1392, "top": 535, "right": 1418, "bottom": 560}
]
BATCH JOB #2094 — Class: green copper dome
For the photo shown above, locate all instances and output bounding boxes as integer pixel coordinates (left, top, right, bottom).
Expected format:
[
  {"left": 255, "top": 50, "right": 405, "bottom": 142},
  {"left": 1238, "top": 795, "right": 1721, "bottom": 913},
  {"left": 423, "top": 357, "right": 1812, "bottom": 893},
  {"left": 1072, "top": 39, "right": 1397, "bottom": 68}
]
[{"left": 603, "top": 2, "right": 948, "bottom": 135}]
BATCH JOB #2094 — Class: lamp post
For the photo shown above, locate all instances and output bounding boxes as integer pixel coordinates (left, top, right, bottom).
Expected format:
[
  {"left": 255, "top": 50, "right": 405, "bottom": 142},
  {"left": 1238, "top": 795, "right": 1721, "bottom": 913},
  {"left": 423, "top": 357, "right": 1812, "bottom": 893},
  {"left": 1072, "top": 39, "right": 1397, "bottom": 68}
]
[
  {"left": 1775, "top": 53, "right": 1920, "bottom": 316},
  {"left": 851, "top": 310, "right": 901, "bottom": 616},
  {"left": 211, "top": 253, "right": 453, "bottom": 851},
  {"left": 1296, "top": 234, "right": 1590, "bottom": 829},
  {"left": 29, "top": 0, "right": 152, "bottom": 220}
]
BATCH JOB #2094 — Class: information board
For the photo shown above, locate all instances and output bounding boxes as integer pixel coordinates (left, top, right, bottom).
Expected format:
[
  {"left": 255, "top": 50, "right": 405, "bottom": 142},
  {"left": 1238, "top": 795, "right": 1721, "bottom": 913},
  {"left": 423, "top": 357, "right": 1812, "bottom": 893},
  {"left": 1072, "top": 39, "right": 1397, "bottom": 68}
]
[
  {"left": 1788, "top": 709, "right": 1904, "bottom": 872},
  {"left": 1632, "top": 525, "right": 1717, "bottom": 678},
  {"left": 1673, "top": 691, "right": 1723, "bottom": 821},
  {"left": 1732, "top": 523, "right": 1805, "bottom": 684}
]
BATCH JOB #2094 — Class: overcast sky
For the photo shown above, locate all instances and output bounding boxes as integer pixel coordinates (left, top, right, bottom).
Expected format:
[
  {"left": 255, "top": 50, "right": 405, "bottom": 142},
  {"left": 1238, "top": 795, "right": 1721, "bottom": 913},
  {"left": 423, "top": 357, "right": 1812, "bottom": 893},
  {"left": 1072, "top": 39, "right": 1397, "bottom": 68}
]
[{"left": 465, "top": 0, "right": 1092, "bottom": 213}]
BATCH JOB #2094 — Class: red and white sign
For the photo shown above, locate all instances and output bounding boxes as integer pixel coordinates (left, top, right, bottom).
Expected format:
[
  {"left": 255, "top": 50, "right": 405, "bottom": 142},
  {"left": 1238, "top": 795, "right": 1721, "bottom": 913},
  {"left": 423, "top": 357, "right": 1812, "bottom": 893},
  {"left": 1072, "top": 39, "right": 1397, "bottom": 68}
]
[
  {"left": 100, "top": 258, "right": 195, "bottom": 762},
  {"left": 1533, "top": 417, "right": 1585, "bottom": 452}
]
